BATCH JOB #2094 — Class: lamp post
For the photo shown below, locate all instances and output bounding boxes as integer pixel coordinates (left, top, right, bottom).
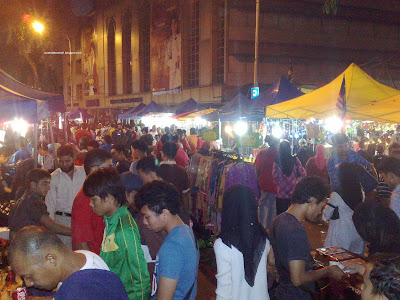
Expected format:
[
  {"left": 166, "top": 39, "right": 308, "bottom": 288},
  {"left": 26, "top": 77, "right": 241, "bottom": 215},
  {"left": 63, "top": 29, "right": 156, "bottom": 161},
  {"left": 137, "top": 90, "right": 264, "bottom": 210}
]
[{"left": 32, "top": 21, "right": 72, "bottom": 141}]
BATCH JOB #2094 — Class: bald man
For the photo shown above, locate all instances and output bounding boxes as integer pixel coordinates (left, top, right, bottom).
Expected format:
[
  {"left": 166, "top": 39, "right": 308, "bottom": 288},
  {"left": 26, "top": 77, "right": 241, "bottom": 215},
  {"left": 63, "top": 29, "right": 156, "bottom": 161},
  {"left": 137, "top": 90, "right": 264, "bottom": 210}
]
[{"left": 8, "top": 226, "right": 129, "bottom": 299}]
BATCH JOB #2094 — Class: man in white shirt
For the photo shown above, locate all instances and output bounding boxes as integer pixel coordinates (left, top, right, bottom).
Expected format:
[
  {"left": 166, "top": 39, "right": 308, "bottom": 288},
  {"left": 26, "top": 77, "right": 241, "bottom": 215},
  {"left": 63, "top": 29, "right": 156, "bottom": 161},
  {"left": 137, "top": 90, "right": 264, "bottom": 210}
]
[
  {"left": 46, "top": 144, "right": 86, "bottom": 248},
  {"left": 8, "top": 226, "right": 129, "bottom": 299},
  {"left": 378, "top": 156, "right": 400, "bottom": 219}
]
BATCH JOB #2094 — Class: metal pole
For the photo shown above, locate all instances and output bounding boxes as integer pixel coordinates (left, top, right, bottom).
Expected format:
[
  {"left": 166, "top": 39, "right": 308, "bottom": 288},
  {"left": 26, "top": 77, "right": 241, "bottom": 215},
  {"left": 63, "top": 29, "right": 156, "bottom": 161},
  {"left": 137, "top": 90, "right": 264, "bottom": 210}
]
[
  {"left": 254, "top": 0, "right": 260, "bottom": 87},
  {"left": 66, "top": 35, "right": 73, "bottom": 111},
  {"left": 48, "top": 117, "right": 58, "bottom": 169},
  {"left": 34, "top": 123, "right": 38, "bottom": 168}
]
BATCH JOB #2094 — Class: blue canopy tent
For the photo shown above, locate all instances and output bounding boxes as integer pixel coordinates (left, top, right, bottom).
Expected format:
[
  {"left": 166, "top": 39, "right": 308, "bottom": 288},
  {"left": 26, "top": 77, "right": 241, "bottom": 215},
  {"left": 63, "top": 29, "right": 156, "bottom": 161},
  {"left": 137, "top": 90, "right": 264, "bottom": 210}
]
[
  {"left": 132, "top": 101, "right": 164, "bottom": 118},
  {"left": 118, "top": 102, "right": 147, "bottom": 120},
  {"left": 250, "top": 75, "right": 304, "bottom": 110},
  {"left": 67, "top": 108, "right": 94, "bottom": 120},
  {"left": 173, "top": 98, "right": 199, "bottom": 114},
  {"left": 0, "top": 68, "right": 66, "bottom": 167},
  {"left": 205, "top": 76, "right": 303, "bottom": 121},
  {"left": 0, "top": 68, "right": 65, "bottom": 122},
  {"left": 204, "top": 93, "right": 251, "bottom": 121}
]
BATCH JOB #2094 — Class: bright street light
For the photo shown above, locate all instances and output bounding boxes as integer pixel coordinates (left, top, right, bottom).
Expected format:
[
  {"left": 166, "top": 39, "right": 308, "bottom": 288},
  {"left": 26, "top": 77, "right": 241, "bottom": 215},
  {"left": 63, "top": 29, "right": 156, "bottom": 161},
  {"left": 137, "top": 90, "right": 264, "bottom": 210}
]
[{"left": 32, "top": 21, "right": 44, "bottom": 34}]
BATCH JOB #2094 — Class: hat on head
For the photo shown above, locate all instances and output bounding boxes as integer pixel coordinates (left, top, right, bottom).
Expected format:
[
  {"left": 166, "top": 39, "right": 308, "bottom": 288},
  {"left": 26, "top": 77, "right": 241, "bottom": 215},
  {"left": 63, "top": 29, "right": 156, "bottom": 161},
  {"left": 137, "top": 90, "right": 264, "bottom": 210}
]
[
  {"left": 299, "top": 138, "right": 307, "bottom": 145},
  {"left": 121, "top": 172, "right": 144, "bottom": 192}
]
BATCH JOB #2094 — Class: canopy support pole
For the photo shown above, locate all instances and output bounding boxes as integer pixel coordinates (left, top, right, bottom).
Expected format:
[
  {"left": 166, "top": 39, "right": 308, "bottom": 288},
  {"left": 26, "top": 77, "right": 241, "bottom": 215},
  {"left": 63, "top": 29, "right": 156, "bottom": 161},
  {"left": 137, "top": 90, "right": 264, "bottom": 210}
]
[
  {"left": 34, "top": 123, "right": 38, "bottom": 168},
  {"left": 64, "top": 113, "right": 68, "bottom": 142},
  {"left": 48, "top": 117, "right": 58, "bottom": 169}
]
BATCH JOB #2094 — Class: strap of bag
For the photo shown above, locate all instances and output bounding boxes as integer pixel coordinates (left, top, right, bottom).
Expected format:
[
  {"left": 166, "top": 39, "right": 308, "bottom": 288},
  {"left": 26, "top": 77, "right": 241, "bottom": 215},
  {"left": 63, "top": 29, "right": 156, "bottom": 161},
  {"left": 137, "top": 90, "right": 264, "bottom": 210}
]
[{"left": 183, "top": 237, "right": 199, "bottom": 300}]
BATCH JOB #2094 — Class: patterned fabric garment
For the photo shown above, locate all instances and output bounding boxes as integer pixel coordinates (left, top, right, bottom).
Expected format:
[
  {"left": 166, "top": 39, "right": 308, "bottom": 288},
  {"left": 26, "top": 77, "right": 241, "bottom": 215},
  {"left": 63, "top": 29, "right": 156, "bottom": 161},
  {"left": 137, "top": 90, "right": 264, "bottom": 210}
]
[{"left": 273, "top": 157, "right": 306, "bottom": 199}]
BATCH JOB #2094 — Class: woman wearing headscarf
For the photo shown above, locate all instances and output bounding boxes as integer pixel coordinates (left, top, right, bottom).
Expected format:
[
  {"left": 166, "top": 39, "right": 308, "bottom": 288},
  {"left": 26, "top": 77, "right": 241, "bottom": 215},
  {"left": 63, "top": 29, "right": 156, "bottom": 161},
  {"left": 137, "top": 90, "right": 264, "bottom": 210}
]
[
  {"left": 214, "top": 184, "right": 271, "bottom": 300},
  {"left": 273, "top": 140, "right": 306, "bottom": 215},
  {"left": 305, "top": 144, "right": 329, "bottom": 184},
  {"left": 353, "top": 199, "right": 400, "bottom": 255},
  {"left": 323, "top": 162, "right": 366, "bottom": 255}
]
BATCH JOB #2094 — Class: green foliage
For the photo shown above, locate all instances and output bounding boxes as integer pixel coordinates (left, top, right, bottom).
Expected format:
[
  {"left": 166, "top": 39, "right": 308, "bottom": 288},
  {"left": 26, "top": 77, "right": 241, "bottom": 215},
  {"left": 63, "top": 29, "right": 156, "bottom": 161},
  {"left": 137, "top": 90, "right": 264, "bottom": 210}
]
[{"left": 323, "top": 0, "right": 339, "bottom": 15}]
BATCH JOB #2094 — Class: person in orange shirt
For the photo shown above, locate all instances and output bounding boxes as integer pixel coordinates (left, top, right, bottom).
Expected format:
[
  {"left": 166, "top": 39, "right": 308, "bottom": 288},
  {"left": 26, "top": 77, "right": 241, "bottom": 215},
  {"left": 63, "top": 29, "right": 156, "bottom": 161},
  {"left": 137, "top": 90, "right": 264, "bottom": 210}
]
[{"left": 187, "top": 128, "right": 199, "bottom": 156}]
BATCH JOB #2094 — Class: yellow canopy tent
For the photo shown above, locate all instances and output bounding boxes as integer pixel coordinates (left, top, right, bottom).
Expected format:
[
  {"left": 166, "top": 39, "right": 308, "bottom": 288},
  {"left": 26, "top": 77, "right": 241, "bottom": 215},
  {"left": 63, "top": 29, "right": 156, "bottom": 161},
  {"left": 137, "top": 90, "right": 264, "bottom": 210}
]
[
  {"left": 351, "top": 93, "right": 400, "bottom": 123},
  {"left": 265, "top": 63, "right": 400, "bottom": 122}
]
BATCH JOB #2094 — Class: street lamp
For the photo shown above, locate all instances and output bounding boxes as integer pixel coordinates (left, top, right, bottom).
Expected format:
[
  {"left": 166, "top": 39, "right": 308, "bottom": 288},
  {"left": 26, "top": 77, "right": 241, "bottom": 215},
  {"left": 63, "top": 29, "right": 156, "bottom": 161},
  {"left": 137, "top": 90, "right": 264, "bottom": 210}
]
[
  {"left": 31, "top": 20, "right": 72, "bottom": 142},
  {"left": 32, "top": 21, "right": 73, "bottom": 111},
  {"left": 32, "top": 21, "right": 44, "bottom": 35}
]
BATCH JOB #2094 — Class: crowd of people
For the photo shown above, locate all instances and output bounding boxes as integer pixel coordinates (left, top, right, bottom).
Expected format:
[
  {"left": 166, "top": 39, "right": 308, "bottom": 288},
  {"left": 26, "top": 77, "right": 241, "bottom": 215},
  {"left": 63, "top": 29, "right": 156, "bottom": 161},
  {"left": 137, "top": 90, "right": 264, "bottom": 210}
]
[{"left": 0, "top": 121, "right": 399, "bottom": 300}]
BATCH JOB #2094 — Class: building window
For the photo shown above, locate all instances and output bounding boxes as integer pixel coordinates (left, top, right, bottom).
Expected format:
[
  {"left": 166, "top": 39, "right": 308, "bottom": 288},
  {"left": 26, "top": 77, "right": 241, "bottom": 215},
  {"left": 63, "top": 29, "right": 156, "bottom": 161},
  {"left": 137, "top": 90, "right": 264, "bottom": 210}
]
[
  {"left": 216, "top": 0, "right": 225, "bottom": 84},
  {"left": 122, "top": 11, "right": 132, "bottom": 94},
  {"left": 76, "top": 84, "right": 83, "bottom": 100},
  {"left": 139, "top": 14, "right": 151, "bottom": 92},
  {"left": 188, "top": 0, "right": 200, "bottom": 87},
  {"left": 107, "top": 18, "right": 117, "bottom": 96},
  {"left": 76, "top": 59, "right": 82, "bottom": 75}
]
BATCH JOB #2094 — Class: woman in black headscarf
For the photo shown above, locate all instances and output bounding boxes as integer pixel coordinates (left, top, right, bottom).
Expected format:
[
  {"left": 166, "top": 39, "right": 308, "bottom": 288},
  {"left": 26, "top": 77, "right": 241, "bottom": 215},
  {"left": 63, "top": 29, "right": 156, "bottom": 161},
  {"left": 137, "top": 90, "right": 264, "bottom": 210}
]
[
  {"left": 214, "top": 184, "right": 271, "bottom": 300},
  {"left": 273, "top": 140, "right": 306, "bottom": 215},
  {"left": 353, "top": 199, "right": 400, "bottom": 255},
  {"left": 323, "top": 162, "right": 366, "bottom": 255}
]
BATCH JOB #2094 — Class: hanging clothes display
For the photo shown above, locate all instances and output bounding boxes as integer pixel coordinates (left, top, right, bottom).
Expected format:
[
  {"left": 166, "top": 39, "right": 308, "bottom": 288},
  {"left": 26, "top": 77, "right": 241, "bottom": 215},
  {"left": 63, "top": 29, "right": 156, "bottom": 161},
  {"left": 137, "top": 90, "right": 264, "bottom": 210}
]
[{"left": 188, "top": 150, "right": 259, "bottom": 233}]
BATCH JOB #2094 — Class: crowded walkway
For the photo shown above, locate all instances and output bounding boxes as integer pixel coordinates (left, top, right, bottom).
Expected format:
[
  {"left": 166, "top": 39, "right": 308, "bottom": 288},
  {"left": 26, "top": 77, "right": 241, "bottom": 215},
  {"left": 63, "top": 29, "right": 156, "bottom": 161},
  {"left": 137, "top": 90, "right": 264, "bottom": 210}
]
[{"left": 0, "top": 121, "right": 399, "bottom": 300}]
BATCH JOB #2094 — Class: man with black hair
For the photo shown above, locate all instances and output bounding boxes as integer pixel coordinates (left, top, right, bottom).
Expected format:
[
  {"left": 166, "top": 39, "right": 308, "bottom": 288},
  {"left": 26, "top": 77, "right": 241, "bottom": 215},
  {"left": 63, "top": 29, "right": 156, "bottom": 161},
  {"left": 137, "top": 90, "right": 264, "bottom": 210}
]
[
  {"left": 378, "top": 156, "right": 400, "bottom": 219},
  {"left": 361, "top": 254, "right": 400, "bottom": 300},
  {"left": 270, "top": 176, "right": 344, "bottom": 299},
  {"left": 111, "top": 144, "right": 131, "bottom": 174},
  {"left": 9, "top": 226, "right": 128, "bottom": 299},
  {"left": 121, "top": 172, "right": 166, "bottom": 282},
  {"left": 71, "top": 149, "right": 113, "bottom": 254},
  {"left": 136, "top": 156, "right": 163, "bottom": 183},
  {"left": 46, "top": 145, "right": 86, "bottom": 248},
  {"left": 159, "top": 142, "right": 191, "bottom": 211},
  {"left": 135, "top": 181, "right": 199, "bottom": 300},
  {"left": 140, "top": 127, "right": 154, "bottom": 146},
  {"left": 7, "top": 136, "right": 32, "bottom": 166},
  {"left": 100, "top": 135, "right": 113, "bottom": 152},
  {"left": 130, "top": 140, "right": 148, "bottom": 174},
  {"left": 83, "top": 167, "right": 150, "bottom": 300},
  {"left": 9, "top": 169, "right": 71, "bottom": 239}
]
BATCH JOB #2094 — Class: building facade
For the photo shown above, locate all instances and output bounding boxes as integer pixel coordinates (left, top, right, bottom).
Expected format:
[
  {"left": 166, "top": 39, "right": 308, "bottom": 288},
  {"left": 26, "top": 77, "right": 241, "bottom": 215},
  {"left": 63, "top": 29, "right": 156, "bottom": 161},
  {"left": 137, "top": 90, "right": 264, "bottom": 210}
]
[{"left": 63, "top": 0, "right": 400, "bottom": 113}]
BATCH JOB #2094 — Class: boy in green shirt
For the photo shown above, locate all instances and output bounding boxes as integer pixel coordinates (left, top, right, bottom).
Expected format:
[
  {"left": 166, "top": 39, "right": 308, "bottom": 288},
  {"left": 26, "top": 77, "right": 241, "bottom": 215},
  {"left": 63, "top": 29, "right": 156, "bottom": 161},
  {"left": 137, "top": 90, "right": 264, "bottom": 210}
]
[{"left": 83, "top": 167, "right": 150, "bottom": 300}]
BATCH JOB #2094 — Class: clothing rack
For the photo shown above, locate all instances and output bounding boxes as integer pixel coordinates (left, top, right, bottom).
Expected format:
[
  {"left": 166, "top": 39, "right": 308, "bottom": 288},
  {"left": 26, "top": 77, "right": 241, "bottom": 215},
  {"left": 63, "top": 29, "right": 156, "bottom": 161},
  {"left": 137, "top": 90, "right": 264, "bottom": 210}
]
[{"left": 188, "top": 152, "right": 258, "bottom": 233}]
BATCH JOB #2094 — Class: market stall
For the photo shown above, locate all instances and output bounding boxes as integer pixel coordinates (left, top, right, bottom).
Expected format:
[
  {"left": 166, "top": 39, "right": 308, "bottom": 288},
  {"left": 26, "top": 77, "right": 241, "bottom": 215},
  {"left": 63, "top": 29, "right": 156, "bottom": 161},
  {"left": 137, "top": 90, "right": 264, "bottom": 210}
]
[
  {"left": 117, "top": 102, "right": 146, "bottom": 120},
  {"left": 0, "top": 68, "right": 65, "bottom": 168},
  {"left": 266, "top": 63, "right": 400, "bottom": 121}
]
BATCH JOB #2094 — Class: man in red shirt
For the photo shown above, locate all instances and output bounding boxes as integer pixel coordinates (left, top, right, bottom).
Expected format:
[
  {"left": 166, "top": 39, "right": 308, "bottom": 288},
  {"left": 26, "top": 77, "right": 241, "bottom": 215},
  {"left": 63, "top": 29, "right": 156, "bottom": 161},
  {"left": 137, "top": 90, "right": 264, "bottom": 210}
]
[
  {"left": 71, "top": 149, "right": 113, "bottom": 254},
  {"left": 74, "top": 123, "right": 93, "bottom": 145},
  {"left": 255, "top": 135, "right": 279, "bottom": 230}
]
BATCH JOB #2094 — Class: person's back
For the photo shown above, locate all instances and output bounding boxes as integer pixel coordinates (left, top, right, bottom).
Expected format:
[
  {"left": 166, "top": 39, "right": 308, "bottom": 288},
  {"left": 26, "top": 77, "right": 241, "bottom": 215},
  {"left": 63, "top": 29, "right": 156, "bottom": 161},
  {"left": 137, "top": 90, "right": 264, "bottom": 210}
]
[
  {"left": 255, "top": 147, "right": 278, "bottom": 194},
  {"left": 159, "top": 162, "right": 189, "bottom": 191},
  {"left": 156, "top": 224, "right": 198, "bottom": 299},
  {"left": 9, "top": 191, "right": 48, "bottom": 233},
  {"left": 214, "top": 184, "right": 270, "bottom": 300},
  {"left": 55, "top": 269, "right": 129, "bottom": 300},
  {"left": 270, "top": 212, "right": 313, "bottom": 299},
  {"left": 297, "top": 146, "right": 313, "bottom": 167}
]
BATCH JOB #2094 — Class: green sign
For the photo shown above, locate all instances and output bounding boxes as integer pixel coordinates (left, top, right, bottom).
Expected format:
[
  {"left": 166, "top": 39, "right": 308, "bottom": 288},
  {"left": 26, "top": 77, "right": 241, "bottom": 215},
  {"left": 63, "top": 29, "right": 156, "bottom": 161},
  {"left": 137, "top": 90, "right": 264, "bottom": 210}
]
[
  {"left": 201, "top": 128, "right": 219, "bottom": 141},
  {"left": 237, "top": 132, "right": 261, "bottom": 148}
]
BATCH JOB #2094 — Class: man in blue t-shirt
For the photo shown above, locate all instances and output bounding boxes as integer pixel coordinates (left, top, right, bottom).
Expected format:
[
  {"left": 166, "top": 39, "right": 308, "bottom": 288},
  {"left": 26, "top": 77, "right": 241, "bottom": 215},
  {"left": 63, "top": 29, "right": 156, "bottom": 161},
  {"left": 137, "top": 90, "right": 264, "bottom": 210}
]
[
  {"left": 136, "top": 181, "right": 199, "bottom": 300},
  {"left": 270, "top": 176, "right": 345, "bottom": 300}
]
